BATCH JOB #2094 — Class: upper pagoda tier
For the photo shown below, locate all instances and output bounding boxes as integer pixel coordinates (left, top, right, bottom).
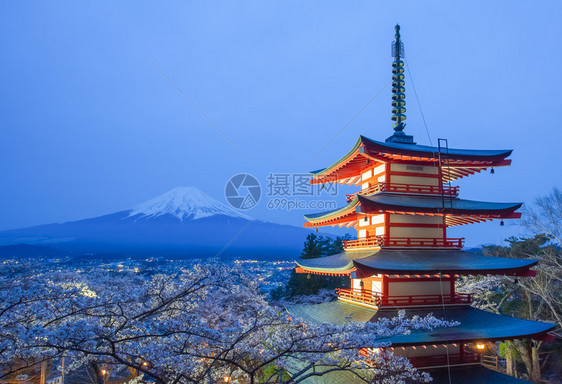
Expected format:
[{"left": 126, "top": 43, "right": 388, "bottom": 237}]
[
  {"left": 310, "top": 135, "right": 513, "bottom": 185},
  {"left": 302, "top": 24, "right": 522, "bottom": 252}
]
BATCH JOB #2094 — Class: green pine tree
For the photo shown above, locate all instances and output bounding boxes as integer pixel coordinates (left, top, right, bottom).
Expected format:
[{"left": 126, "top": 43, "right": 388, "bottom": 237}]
[
  {"left": 283, "top": 233, "right": 350, "bottom": 298},
  {"left": 300, "top": 233, "right": 322, "bottom": 259}
]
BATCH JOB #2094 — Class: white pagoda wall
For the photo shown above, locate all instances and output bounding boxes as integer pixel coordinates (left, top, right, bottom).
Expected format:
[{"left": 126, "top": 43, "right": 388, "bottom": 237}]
[
  {"left": 387, "top": 280, "right": 451, "bottom": 297},
  {"left": 387, "top": 214, "right": 444, "bottom": 239},
  {"left": 388, "top": 163, "right": 439, "bottom": 186}
]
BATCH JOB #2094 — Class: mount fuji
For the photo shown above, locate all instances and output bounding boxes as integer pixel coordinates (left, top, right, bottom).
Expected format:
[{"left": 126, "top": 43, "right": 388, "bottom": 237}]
[
  {"left": 127, "top": 187, "right": 254, "bottom": 221},
  {"left": 0, "top": 187, "right": 313, "bottom": 259}
]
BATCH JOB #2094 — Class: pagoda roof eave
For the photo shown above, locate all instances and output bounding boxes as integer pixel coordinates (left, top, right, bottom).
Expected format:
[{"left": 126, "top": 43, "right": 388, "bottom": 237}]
[
  {"left": 286, "top": 301, "right": 377, "bottom": 326},
  {"left": 295, "top": 250, "right": 376, "bottom": 274},
  {"left": 309, "top": 137, "right": 369, "bottom": 184},
  {"left": 371, "top": 306, "right": 556, "bottom": 346},
  {"left": 357, "top": 193, "right": 522, "bottom": 216},
  {"left": 309, "top": 137, "right": 363, "bottom": 177},
  {"left": 309, "top": 135, "right": 514, "bottom": 183},
  {"left": 286, "top": 302, "right": 555, "bottom": 345},
  {"left": 303, "top": 193, "right": 522, "bottom": 226},
  {"left": 353, "top": 249, "right": 538, "bottom": 276},
  {"left": 360, "top": 135, "right": 513, "bottom": 161},
  {"left": 296, "top": 249, "right": 538, "bottom": 277},
  {"left": 303, "top": 195, "right": 360, "bottom": 224}
]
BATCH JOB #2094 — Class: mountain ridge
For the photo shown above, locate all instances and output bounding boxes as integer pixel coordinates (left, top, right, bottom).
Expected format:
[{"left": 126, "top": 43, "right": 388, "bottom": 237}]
[{"left": 0, "top": 187, "right": 312, "bottom": 260}]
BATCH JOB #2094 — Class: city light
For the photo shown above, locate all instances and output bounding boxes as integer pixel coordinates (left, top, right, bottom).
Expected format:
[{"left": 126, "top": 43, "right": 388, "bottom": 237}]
[{"left": 476, "top": 343, "right": 486, "bottom": 350}]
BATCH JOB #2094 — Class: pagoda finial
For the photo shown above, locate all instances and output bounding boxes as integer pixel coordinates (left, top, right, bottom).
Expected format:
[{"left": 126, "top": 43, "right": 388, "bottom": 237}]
[
  {"left": 386, "top": 24, "right": 415, "bottom": 144},
  {"left": 391, "top": 24, "right": 406, "bottom": 132}
]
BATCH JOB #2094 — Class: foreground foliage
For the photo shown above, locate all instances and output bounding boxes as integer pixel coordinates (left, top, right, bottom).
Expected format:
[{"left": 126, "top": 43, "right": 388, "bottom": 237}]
[
  {"left": 0, "top": 263, "right": 453, "bottom": 384},
  {"left": 457, "top": 187, "right": 562, "bottom": 383}
]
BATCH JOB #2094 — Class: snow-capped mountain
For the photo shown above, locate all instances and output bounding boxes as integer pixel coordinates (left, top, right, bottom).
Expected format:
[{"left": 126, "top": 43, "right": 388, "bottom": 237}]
[
  {"left": 127, "top": 187, "right": 254, "bottom": 221},
  {"left": 0, "top": 187, "right": 312, "bottom": 259}
]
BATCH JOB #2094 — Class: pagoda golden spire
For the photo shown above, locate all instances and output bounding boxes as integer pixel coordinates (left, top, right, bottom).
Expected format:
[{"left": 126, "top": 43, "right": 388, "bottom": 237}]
[{"left": 391, "top": 24, "right": 406, "bottom": 133}]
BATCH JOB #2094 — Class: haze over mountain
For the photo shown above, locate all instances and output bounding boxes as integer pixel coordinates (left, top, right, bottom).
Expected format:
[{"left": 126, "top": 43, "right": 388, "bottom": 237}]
[{"left": 0, "top": 187, "right": 313, "bottom": 259}]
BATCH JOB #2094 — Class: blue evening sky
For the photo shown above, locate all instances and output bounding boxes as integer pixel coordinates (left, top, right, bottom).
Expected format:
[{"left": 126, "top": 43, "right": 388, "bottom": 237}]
[{"left": 1, "top": 1, "right": 561, "bottom": 247}]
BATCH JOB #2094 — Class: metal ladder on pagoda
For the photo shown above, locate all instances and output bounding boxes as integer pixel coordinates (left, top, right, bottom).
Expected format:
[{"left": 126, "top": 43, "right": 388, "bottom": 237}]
[
  {"left": 438, "top": 138, "right": 454, "bottom": 213},
  {"left": 438, "top": 138, "right": 455, "bottom": 384}
]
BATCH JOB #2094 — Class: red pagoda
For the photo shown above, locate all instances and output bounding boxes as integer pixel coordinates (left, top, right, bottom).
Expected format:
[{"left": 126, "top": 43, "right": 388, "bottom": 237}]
[{"left": 289, "top": 25, "right": 555, "bottom": 383}]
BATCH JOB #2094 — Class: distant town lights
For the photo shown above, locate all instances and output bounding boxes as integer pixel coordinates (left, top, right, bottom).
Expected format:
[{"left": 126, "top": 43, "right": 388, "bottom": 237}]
[
  {"left": 476, "top": 343, "right": 486, "bottom": 350},
  {"left": 224, "top": 377, "right": 231, "bottom": 383}
]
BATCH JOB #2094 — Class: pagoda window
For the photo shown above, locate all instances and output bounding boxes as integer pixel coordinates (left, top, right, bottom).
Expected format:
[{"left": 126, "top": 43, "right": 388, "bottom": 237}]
[
  {"left": 358, "top": 229, "right": 367, "bottom": 238},
  {"left": 362, "top": 169, "right": 373, "bottom": 181}
]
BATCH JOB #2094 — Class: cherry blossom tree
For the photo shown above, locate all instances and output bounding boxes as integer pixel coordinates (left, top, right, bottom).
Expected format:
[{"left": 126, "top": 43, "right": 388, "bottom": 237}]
[
  {"left": 1, "top": 263, "right": 454, "bottom": 384},
  {"left": 455, "top": 187, "right": 562, "bottom": 383}
]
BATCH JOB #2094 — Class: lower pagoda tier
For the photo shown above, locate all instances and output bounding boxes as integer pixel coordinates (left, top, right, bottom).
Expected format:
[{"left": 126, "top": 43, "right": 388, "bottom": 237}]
[{"left": 286, "top": 301, "right": 555, "bottom": 382}]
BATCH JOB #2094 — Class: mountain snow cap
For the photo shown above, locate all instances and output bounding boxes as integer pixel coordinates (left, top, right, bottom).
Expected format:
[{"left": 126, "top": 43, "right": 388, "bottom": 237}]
[{"left": 127, "top": 187, "right": 254, "bottom": 221}]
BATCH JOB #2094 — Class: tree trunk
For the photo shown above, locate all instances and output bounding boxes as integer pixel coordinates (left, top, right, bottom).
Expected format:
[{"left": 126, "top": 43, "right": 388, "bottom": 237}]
[
  {"left": 91, "top": 362, "right": 104, "bottom": 384},
  {"left": 40, "top": 360, "right": 47, "bottom": 384},
  {"left": 514, "top": 340, "right": 542, "bottom": 383},
  {"left": 506, "top": 349, "right": 515, "bottom": 377},
  {"left": 531, "top": 344, "right": 542, "bottom": 383}
]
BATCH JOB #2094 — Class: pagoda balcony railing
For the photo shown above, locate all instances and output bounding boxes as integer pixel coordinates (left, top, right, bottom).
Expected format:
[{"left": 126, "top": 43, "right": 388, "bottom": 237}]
[
  {"left": 408, "top": 351, "right": 480, "bottom": 368},
  {"left": 346, "top": 182, "right": 459, "bottom": 202},
  {"left": 336, "top": 288, "right": 472, "bottom": 307},
  {"left": 336, "top": 288, "right": 378, "bottom": 306},
  {"left": 481, "top": 354, "right": 500, "bottom": 371},
  {"left": 343, "top": 236, "right": 464, "bottom": 250}
]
